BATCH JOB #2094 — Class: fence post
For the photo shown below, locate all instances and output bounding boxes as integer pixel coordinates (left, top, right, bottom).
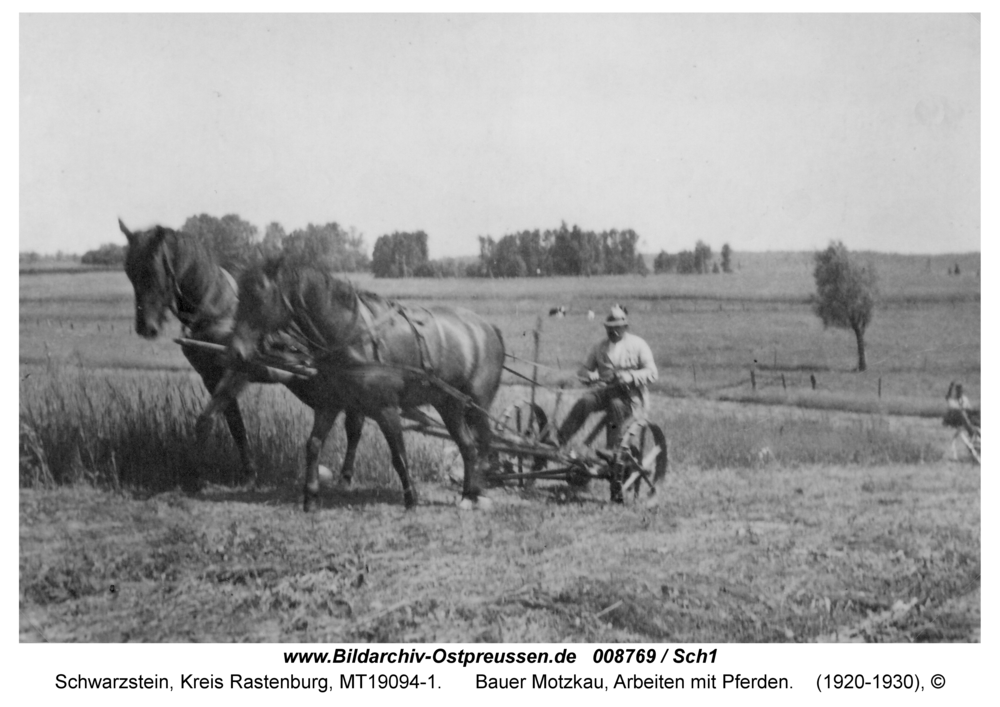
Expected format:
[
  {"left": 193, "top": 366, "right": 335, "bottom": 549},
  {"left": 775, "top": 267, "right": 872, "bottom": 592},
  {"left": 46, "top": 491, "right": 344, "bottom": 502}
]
[
  {"left": 810, "top": 373, "right": 817, "bottom": 390},
  {"left": 750, "top": 368, "right": 756, "bottom": 392},
  {"left": 781, "top": 373, "right": 786, "bottom": 390},
  {"left": 878, "top": 377, "right": 882, "bottom": 399},
  {"left": 692, "top": 365, "right": 697, "bottom": 386}
]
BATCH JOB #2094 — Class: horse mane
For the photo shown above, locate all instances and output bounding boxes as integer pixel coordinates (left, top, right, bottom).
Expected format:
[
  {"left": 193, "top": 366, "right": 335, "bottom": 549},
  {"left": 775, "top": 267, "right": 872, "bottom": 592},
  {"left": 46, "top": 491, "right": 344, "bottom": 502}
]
[
  {"left": 257, "top": 253, "right": 387, "bottom": 311},
  {"left": 145, "top": 225, "right": 222, "bottom": 273}
]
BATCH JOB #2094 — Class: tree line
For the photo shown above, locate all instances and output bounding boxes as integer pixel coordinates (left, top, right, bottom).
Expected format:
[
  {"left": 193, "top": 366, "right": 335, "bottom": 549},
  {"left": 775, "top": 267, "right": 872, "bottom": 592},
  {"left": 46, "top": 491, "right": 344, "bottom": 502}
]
[
  {"left": 475, "top": 222, "right": 648, "bottom": 278},
  {"left": 653, "top": 241, "right": 733, "bottom": 274},
  {"left": 371, "top": 222, "right": 650, "bottom": 279},
  {"left": 82, "top": 214, "right": 371, "bottom": 273},
  {"left": 80, "top": 216, "right": 740, "bottom": 280}
]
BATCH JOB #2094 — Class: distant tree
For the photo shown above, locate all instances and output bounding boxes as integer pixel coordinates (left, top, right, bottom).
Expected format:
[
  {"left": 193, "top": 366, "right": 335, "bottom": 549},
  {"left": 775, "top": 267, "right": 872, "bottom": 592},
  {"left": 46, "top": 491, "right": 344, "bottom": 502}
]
[
  {"left": 676, "top": 250, "right": 697, "bottom": 274},
  {"left": 263, "top": 222, "right": 286, "bottom": 249},
  {"left": 954, "top": 262, "right": 961, "bottom": 276},
  {"left": 283, "top": 222, "right": 368, "bottom": 272},
  {"left": 181, "top": 213, "right": 258, "bottom": 272},
  {"left": 634, "top": 252, "right": 649, "bottom": 276},
  {"left": 516, "top": 230, "right": 544, "bottom": 276},
  {"left": 81, "top": 243, "right": 126, "bottom": 266},
  {"left": 549, "top": 222, "right": 580, "bottom": 275},
  {"left": 476, "top": 235, "right": 497, "bottom": 278},
  {"left": 493, "top": 235, "right": 527, "bottom": 278},
  {"left": 653, "top": 250, "right": 676, "bottom": 274},
  {"left": 812, "top": 241, "right": 878, "bottom": 372},
  {"left": 721, "top": 244, "right": 733, "bottom": 273},
  {"left": 712, "top": 262, "right": 720, "bottom": 274},
  {"left": 371, "top": 231, "right": 428, "bottom": 277},
  {"left": 694, "top": 240, "right": 713, "bottom": 274}
]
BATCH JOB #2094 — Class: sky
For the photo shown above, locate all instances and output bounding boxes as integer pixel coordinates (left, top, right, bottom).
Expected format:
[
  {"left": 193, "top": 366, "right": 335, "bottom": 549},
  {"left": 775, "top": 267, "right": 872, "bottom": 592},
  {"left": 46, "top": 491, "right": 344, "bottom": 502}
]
[{"left": 19, "top": 13, "right": 981, "bottom": 258}]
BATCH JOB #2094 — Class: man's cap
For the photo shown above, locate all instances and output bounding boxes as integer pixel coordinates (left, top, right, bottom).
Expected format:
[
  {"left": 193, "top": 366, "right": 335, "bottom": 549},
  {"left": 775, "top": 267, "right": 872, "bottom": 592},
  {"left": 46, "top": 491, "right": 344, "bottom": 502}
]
[{"left": 604, "top": 304, "right": 629, "bottom": 328}]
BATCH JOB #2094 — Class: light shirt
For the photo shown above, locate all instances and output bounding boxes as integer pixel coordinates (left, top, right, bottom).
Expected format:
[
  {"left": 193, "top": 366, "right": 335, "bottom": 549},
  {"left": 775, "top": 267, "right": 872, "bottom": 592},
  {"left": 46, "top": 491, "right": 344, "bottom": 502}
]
[
  {"left": 947, "top": 394, "right": 972, "bottom": 411},
  {"left": 577, "top": 331, "right": 658, "bottom": 410}
]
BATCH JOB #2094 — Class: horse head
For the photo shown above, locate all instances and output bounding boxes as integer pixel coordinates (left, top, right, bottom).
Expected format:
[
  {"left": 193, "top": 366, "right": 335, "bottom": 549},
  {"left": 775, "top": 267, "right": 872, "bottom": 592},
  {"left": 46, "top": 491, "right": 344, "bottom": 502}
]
[
  {"left": 230, "top": 254, "right": 293, "bottom": 364},
  {"left": 120, "top": 219, "right": 176, "bottom": 339}
]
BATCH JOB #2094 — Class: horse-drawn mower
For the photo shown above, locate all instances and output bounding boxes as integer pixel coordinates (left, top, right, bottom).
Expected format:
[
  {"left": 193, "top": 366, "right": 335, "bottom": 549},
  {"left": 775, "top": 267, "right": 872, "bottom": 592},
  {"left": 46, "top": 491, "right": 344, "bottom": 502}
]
[{"left": 176, "top": 337, "right": 669, "bottom": 505}]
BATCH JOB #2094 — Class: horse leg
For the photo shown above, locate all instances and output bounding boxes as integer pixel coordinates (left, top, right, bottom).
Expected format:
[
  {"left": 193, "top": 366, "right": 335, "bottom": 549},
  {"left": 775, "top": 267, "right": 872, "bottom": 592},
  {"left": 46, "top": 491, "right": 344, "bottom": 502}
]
[
  {"left": 304, "top": 407, "right": 339, "bottom": 513},
  {"left": 196, "top": 368, "right": 252, "bottom": 483},
  {"left": 338, "top": 410, "right": 365, "bottom": 486},
  {"left": 372, "top": 408, "right": 417, "bottom": 509},
  {"left": 468, "top": 404, "right": 494, "bottom": 489},
  {"left": 222, "top": 402, "right": 257, "bottom": 486},
  {"left": 439, "top": 401, "right": 490, "bottom": 511},
  {"left": 196, "top": 369, "right": 248, "bottom": 442}
]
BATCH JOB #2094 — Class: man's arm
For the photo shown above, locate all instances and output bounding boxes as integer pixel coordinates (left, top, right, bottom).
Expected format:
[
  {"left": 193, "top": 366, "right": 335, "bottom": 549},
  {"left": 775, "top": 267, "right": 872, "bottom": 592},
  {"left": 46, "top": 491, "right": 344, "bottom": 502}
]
[
  {"left": 576, "top": 342, "right": 602, "bottom": 383},
  {"left": 615, "top": 337, "right": 658, "bottom": 386}
]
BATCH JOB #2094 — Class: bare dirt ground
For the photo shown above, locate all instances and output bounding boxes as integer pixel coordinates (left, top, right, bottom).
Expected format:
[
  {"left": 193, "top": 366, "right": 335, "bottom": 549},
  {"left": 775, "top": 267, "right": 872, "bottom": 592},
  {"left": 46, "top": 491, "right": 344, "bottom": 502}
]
[{"left": 19, "top": 402, "right": 979, "bottom": 644}]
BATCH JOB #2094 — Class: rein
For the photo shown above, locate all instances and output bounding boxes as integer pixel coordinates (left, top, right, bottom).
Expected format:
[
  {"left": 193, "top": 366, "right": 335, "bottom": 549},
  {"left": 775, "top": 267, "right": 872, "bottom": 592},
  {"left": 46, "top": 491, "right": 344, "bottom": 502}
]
[{"left": 160, "top": 239, "right": 189, "bottom": 325}]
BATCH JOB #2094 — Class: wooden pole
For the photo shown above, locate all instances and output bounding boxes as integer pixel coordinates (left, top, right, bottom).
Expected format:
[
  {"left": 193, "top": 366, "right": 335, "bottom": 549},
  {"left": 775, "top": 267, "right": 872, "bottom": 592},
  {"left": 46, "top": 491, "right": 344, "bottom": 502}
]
[
  {"left": 878, "top": 377, "right": 882, "bottom": 399},
  {"left": 750, "top": 369, "right": 756, "bottom": 392},
  {"left": 528, "top": 317, "right": 542, "bottom": 430},
  {"left": 781, "top": 373, "right": 786, "bottom": 390}
]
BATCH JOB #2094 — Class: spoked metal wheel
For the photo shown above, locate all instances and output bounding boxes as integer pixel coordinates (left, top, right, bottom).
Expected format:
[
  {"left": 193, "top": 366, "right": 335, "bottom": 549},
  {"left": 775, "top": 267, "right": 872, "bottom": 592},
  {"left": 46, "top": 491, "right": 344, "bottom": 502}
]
[
  {"left": 491, "top": 401, "right": 551, "bottom": 483},
  {"left": 614, "top": 418, "right": 668, "bottom": 504}
]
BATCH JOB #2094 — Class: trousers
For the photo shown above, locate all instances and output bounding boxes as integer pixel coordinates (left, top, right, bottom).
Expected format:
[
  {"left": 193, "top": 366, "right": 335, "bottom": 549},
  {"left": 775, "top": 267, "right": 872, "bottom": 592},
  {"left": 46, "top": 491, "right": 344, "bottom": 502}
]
[{"left": 557, "top": 386, "right": 633, "bottom": 449}]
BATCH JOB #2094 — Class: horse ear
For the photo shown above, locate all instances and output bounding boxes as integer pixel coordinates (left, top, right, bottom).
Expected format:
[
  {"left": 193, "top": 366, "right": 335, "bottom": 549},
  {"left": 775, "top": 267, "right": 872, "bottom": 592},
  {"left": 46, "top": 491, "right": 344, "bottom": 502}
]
[{"left": 118, "top": 218, "right": 134, "bottom": 244}]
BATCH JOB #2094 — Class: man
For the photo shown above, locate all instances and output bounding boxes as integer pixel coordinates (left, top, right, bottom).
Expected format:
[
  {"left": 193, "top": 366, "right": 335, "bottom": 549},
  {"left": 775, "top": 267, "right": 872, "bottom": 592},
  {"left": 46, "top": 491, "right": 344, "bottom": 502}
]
[
  {"left": 557, "top": 304, "right": 658, "bottom": 454},
  {"left": 945, "top": 381, "right": 978, "bottom": 438}
]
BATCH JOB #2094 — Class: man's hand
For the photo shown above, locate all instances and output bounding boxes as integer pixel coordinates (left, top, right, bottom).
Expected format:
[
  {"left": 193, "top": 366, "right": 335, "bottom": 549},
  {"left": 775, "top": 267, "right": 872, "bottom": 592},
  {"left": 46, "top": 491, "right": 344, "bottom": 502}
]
[
  {"left": 615, "top": 371, "right": 634, "bottom": 386},
  {"left": 582, "top": 370, "right": 600, "bottom": 384}
]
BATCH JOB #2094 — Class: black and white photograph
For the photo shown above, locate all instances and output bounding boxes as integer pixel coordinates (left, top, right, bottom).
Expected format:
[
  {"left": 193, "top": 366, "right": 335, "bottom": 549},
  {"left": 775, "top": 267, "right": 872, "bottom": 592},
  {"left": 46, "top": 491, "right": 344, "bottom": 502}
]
[{"left": 19, "top": 9, "right": 981, "bottom": 669}]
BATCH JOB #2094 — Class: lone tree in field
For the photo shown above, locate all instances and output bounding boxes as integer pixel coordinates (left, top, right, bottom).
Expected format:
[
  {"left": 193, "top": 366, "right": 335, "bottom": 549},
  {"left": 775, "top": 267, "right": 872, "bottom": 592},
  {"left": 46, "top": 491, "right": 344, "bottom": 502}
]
[{"left": 813, "top": 241, "right": 878, "bottom": 372}]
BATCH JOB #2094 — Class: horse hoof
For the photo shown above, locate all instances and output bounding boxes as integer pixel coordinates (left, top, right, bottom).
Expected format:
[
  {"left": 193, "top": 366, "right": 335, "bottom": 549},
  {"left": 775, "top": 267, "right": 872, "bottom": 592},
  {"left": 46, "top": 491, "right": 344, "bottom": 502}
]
[
  {"left": 337, "top": 475, "right": 353, "bottom": 489},
  {"left": 458, "top": 496, "right": 492, "bottom": 511}
]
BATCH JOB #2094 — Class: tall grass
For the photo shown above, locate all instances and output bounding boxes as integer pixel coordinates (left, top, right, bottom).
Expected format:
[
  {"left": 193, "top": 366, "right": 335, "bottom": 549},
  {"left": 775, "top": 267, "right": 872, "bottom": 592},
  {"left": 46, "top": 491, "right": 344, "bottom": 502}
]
[
  {"left": 19, "top": 363, "right": 946, "bottom": 494},
  {"left": 18, "top": 362, "right": 460, "bottom": 493}
]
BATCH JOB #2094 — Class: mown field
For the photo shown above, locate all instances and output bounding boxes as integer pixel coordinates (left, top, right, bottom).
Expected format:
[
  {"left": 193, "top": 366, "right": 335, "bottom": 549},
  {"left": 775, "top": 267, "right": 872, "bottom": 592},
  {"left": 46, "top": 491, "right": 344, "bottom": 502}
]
[{"left": 19, "top": 252, "right": 981, "bottom": 642}]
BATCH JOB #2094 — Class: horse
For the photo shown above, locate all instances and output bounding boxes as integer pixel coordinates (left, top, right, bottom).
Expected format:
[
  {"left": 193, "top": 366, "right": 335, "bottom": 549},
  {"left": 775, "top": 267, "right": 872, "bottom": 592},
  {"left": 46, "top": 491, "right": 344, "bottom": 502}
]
[
  {"left": 223, "top": 255, "right": 505, "bottom": 511},
  {"left": 118, "top": 219, "right": 367, "bottom": 486}
]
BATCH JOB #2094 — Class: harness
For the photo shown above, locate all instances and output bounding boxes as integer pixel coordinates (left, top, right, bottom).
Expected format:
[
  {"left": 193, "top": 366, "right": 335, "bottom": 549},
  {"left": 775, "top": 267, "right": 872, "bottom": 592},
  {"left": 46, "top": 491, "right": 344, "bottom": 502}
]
[
  {"left": 160, "top": 237, "right": 237, "bottom": 338},
  {"left": 278, "top": 282, "right": 476, "bottom": 410}
]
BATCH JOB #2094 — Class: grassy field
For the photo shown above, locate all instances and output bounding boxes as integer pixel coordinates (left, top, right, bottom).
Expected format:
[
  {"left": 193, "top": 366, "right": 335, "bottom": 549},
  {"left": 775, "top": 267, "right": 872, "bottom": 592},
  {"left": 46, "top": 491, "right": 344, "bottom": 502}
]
[
  {"left": 20, "top": 450, "right": 979, "bottom": 642},
  {"left": 18, "top": 252, "right": 980, "bottom": 642},
  {"left": 19, "top": 257, "right": 981, "bottom": 405}
]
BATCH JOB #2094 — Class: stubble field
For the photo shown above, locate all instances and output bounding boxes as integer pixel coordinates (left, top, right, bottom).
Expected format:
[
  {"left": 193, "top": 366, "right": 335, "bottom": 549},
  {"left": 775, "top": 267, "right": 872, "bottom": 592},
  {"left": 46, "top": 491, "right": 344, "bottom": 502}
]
[{"left": 19, "top": 252, "right": 980, "bottom": 642}]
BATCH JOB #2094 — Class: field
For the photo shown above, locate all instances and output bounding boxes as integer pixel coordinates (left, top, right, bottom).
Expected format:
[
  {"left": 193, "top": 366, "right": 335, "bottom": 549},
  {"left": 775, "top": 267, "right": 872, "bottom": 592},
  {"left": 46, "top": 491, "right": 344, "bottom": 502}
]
[{"left": 19, "top": 253, "right": 981, "bottom": 642}]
